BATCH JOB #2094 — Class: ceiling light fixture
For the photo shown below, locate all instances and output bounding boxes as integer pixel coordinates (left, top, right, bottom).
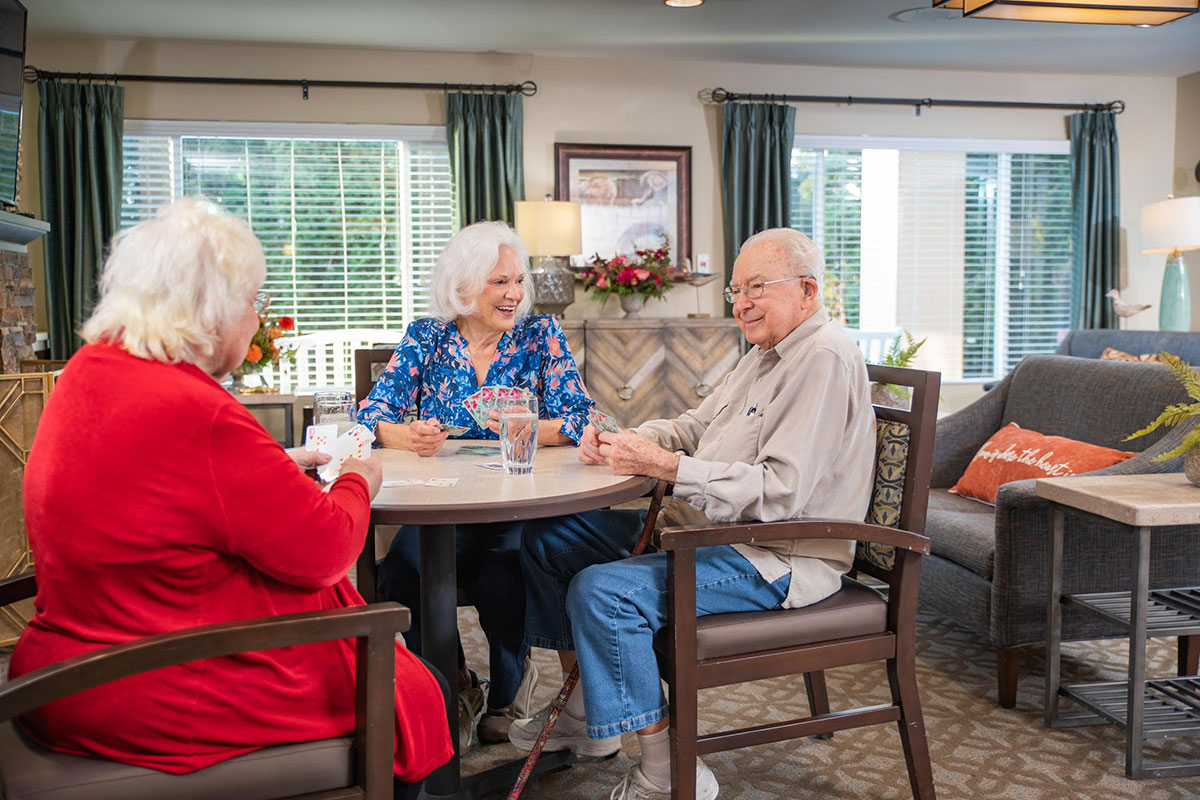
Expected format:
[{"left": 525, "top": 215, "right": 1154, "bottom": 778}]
[
  {"left": 934, "top": 0, "right": 1197, "bottom": 25},
  {"left": 664, "top": 0, "right": 704, "bottom": 7}
]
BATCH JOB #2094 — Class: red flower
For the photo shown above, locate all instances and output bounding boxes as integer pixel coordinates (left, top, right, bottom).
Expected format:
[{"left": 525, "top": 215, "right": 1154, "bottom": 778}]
[
  {"left": 596, "top": 274, "right": 609, "bottom": 289},
  {"left": 634, "top": 268, "right": 651, "bottom": 281},
  {"left": 279, "top": 316, "right": 295, "bottom": 331}
]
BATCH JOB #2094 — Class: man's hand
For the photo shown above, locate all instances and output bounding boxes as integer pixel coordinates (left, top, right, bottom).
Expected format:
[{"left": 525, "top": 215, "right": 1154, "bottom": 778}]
[
  {"left": 340, "top": 453, "right": 383, "bottom": 499},
  {"left": 598, "top": 432, "right": 680, "bottom": 483},
  {"left": 409, "top": 418, "right": 449, "bottom": 457},
  {"left": 578, "top": 423, "right": 607, "bottom": 464},
  {"left": 288, "top": 449, "right": 332, "bottom": 471}
]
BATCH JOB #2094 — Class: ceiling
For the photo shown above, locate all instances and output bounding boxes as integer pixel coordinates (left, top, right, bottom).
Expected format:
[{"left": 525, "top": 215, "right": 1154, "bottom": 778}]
[{"left": 22, "top": 0, "right": 1200, "bottom": 78}]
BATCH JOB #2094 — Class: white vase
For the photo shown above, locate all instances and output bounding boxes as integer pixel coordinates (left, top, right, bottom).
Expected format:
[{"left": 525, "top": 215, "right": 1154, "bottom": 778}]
[{"left": 619, "top": 294, "right": 644, "bottom": 318}]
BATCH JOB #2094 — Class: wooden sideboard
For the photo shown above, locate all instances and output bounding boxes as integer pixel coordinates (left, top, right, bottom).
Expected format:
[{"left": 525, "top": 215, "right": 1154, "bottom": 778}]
[{"left": 561, "top": 318, "right": 744, "bottom": 429}]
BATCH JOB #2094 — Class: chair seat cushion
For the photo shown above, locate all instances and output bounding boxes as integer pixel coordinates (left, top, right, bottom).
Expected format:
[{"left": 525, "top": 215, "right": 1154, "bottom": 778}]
[
  {"left": 656, "top": 576, "right": 887, "bottom": 662},
  {"left": 0, "top": 720, "right": 353, "bottom": 800},
  {"left": 926, "top": 489, "right": 996, "bottom": 578}
]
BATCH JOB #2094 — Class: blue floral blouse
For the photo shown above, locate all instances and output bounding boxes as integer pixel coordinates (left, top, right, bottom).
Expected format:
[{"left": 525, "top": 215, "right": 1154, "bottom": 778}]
[{"left": 358, "top": 315, "right": 594, "bottom": 444}]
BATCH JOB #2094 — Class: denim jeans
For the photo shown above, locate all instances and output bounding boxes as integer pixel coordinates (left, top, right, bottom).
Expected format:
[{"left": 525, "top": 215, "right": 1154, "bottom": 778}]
[
  {"left": 522, "top": 510, "right": 790, "bottom": 738},
  {"left": 379, "top": 522, "right": 529, "bottom": 709}
]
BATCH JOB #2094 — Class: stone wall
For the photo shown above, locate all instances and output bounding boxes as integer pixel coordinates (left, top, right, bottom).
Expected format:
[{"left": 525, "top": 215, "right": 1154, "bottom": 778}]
[{"left": 0, "top": 248, "right": 36, "bottom": 373}]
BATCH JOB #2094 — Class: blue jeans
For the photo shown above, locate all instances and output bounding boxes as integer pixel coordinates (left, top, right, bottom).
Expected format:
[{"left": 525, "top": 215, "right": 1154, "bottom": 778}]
[
  {"left": 378, "top": 522, "right": 529, "bottom": 709},
  {"left": 522, "top": 510, "right": 790, "bottom": 738}
]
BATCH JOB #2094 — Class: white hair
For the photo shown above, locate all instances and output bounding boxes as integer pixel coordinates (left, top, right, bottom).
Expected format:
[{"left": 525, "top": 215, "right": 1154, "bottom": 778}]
[
  {"left": 429, "top": 220, "right": 534, "bottom": 322},
  {"left": 740, "top": 228, "right": 825, "bottom": 286},
  {"left": 81, "top": 198, "right": 265, "bottom": 365}
]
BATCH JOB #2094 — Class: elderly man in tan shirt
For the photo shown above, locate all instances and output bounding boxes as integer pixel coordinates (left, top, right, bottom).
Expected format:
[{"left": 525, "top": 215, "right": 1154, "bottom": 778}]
[{"left": 510, "top": 228, "right": 876, "bottom": 800}]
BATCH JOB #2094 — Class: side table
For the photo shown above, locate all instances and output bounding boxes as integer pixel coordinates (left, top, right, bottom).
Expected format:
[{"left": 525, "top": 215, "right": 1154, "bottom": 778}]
[
  {"left": 1038, "top": 473, "right": 1200, "bottom": 779},
  {"left": 234, "top": 392, "right": 296, "bottom": 448}
]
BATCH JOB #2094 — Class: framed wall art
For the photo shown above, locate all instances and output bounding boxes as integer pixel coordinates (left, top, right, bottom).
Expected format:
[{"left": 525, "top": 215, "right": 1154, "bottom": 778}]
[{"left": 555, "top": 143, "right": 691, "bottom": 266}]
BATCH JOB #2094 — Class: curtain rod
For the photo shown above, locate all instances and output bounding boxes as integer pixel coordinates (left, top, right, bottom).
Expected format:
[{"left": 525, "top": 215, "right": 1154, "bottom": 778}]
[
  {"left": 708, "top": 87, "right": 1123, "bottom": 116},
  {"left": 23, "top": 66, "right": 536, "bottom": 100}
]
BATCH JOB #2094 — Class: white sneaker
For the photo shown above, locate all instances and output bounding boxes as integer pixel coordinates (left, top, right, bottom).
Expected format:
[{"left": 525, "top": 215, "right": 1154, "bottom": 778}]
[
  {"left": 609, "top": 761, "right": 719, "bottom": 800},
  {"left": 456, "top": 683, "right": 486, "bottom": 754},
  {"left": 508, "top": 702, "right": 622, "bottom": 758},
  {"left": 511, "top": 657, "right": 540, "bottom": 719}
]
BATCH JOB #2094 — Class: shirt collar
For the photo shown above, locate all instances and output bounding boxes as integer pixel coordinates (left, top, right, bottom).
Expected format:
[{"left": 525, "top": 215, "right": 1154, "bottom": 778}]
[{"left": 766, "top": 307, "right": 831, "bottom": 362}]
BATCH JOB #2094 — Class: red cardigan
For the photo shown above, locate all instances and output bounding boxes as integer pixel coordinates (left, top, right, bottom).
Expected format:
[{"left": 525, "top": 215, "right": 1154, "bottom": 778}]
[{"left": 10, "top": 344, "right": 452, "bottom": 781}]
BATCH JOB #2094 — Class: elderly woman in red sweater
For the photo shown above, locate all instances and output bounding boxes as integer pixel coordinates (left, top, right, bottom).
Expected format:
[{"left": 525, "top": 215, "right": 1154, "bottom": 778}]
[{"left": 9, "top": 198, "right": 452, "bottom": 796}]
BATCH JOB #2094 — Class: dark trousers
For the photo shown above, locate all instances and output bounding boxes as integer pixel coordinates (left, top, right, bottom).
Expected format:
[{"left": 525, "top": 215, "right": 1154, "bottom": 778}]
[
  {"left": 378, "top": 522, "right": 529, "bottom": 709},
  {"left": 395, "top": 657, "right": 452, "bottom": 800}
]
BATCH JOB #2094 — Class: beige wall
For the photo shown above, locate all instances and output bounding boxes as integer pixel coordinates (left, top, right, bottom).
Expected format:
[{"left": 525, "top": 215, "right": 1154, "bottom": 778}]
[
  {"left": 1174, "top": 71, "right": 1200, "bottom": 199},
  {"left": 17, "top": 36, "right": 1186, "bottom": 410}
]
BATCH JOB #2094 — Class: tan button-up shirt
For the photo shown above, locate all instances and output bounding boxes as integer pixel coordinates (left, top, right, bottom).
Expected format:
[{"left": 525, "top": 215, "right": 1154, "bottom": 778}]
[{"left": 632, "top": 308, "right": 875, "bottom": 608}]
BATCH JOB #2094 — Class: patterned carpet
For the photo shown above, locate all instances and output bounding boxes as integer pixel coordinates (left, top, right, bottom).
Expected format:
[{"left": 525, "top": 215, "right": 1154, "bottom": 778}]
[{"left": 458, "top": 607, "right": 1200, "bottom": 800}]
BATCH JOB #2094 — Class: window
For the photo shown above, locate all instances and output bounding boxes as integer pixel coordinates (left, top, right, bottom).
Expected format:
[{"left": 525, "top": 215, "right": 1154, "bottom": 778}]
[
  {"left": 121, "top": 121, "right": 455, "bottom": 387},
  {"left": 791, "top": 135, "right": 1072, "bottom": 381}
]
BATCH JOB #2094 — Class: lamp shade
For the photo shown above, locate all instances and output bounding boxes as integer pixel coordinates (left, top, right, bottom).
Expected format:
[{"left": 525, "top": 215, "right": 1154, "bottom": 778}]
[
  {"left": 514, "top": 200, "right": 582, "bottom": 256},
  {"left": 963, "top": 0, "right": 1197, "bottom": 25},
  {"left": 1141, "top": 196, "right": 1200, "bottom": 254}
]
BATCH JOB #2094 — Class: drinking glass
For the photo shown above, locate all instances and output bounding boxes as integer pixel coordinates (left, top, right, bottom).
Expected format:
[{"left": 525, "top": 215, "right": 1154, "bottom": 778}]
[
  {"left": 313, "top": 389, "right": 357, "bottom": 436},
  {"left": 500, "top": 392, "right": 539, "bottom": 475}
]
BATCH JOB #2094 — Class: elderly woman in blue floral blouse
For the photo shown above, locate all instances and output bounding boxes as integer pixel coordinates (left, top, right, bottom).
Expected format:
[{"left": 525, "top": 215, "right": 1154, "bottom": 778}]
[{"left": 358, "top": 220, "right": 593, "bottom": 748}]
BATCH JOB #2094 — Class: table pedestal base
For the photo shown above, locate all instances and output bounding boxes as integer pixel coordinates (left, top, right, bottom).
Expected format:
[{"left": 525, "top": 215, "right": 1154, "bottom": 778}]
[{"left": 418, "top": 750, "right": 576, "bottom": 800}]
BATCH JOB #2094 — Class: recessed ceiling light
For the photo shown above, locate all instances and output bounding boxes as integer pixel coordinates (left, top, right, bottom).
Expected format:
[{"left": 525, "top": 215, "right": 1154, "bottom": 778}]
[{"left": 665, "top": 0, "right": 704, "bottom": 7}]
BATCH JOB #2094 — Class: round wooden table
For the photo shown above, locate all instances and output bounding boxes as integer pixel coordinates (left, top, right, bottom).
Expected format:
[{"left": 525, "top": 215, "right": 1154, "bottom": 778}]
[{"left": 356, "top": 440, "right": 655, "bottom": 800}]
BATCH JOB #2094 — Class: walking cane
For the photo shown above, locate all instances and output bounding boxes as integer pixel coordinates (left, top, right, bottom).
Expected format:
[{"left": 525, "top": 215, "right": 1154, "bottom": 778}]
[{"left": 507, "top": 479, "right": 669, "bottom": 800}]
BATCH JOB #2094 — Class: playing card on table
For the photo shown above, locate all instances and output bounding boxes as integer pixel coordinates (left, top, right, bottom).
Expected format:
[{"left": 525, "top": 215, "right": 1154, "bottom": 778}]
[
  {"left": 424, "top": 477, "right": 460, "bottom": 487},
  {"left": 458, "top": 445, "right": 501, "bottom": 457},
  {"left": 588, "top": 407, "right": 620, "bottom": 434},
  {"left": 382, "top": 479, "right": 427, "bottom": 488},
  {"left": 317, "top": 423, "right": 376, "bottom": 482},
  {"left": 305, "top": 424, "right": 339, "bottom": 453},
  {"left": 475, "top": 462, "right": 505, "bottom": 471}
]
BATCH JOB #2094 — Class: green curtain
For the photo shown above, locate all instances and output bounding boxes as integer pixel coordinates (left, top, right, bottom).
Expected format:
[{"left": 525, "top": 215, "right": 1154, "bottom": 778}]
[
  {"left": 38, "top": 81, "right": 124, "bottom": 358},
  {"left": 445, "top": 92, "right": 524, "bottom": 227},
  {"left": 1069, "top": 111, "right": 1120, "bottom": 330},
  {"left": 720, "top": 101, "right": 795, "bottom": 316}
]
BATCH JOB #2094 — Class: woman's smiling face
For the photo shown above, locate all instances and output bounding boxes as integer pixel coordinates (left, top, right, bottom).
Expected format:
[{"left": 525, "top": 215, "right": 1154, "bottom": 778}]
[{"left": 467, "top": 245, "right": 526, "bottom": 333}]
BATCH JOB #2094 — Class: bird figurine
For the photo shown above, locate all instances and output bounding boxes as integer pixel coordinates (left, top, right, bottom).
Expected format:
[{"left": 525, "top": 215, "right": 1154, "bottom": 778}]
[{"left": 1106, "top": 289, "right": 1151, "bottom": 329}]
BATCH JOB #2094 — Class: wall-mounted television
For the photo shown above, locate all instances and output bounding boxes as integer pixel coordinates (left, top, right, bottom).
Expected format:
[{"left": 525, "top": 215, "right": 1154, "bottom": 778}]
[{"left": 0, "top": 0, "right": 28, "bottom": 208}]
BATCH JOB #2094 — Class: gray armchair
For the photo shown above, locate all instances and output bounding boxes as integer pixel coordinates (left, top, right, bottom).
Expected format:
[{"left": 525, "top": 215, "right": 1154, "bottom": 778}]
[{"left": 921, "top": 354, "right": 1200, "bottom": 707}]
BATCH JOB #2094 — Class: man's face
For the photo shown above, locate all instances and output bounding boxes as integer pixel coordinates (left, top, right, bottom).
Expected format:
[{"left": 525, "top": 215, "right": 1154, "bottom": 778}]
[{"left": 729, "top": 241, "right": 819, "bottom": 350}]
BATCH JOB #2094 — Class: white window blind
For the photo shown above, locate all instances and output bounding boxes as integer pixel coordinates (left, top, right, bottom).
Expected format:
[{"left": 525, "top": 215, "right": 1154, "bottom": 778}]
[
  {"left": 120, "top": 122, "right": 455, "bottom": 335},
  {"left": 791, "top": 136, "right": 1072, "bottom": 382}
]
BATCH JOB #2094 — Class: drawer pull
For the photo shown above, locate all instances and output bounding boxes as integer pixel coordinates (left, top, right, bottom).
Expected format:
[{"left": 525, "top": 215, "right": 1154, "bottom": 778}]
[
  {"left": 694, "top": 382, "right": 713, "bottom": 398},
  {"left": 617, "top": 385, "right": 634, "bottom": 401}
]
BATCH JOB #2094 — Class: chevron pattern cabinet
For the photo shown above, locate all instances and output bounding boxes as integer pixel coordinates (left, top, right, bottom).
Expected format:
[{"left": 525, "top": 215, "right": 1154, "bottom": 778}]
[{"left": 560, "top": 319, "right": 744, "bottom": 430}]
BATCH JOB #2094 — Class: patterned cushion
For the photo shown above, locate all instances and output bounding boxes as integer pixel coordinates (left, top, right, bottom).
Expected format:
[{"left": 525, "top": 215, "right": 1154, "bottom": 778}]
[{"left": 857, "top": 419, "right": 910, "bottom": 571}]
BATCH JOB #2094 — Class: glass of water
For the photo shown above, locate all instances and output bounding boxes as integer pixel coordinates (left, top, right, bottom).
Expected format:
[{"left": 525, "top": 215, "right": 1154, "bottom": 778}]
[
  {"left": 500, "top": 391, "right": 539, "bottom": 475},
  {"left": 313, "top": 389, "right": 357, "bottom": 436}
]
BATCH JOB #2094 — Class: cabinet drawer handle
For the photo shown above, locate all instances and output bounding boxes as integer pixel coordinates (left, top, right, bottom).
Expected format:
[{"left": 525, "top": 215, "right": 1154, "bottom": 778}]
[
  {"left": 694, "top": 382, "right": 713, "bottom": 398},
  {"left": 617, "top": 385, "right": 634, "bottom": 401}
]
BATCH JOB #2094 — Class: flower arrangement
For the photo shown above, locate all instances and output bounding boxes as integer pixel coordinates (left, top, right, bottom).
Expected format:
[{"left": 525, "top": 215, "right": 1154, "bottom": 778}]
[
  {"left": 583, "top": 234, "right": 674, "bottom": 306},
  {"left": 239, "top": 295, "right": 296, "bottom": 376}
]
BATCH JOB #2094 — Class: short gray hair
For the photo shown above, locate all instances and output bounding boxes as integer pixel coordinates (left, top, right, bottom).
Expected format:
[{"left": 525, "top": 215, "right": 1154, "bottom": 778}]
[
  {"left": 81, "top": 198, "right": 265, "bottom": 365},
  {"left": 739, "top": 228, "right": 825, "bottom": 286},
  {"left": 429, "top": 221, "right": 534, "bottom": 321}
]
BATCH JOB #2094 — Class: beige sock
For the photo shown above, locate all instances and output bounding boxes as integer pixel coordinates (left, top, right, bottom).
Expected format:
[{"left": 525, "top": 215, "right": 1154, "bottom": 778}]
[
  {"left": 636, "top": 727, "right": 672, "bottom": 789},
  {"left": 563, "top": 671, "right": 587, "bottom": 719}
]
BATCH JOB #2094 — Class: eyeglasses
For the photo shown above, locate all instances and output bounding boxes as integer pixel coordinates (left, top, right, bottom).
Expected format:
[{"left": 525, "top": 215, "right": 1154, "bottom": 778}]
[
  {"left": 723, "top": 275, "right": 811, "bottom": 304},
  {"left": 253, "top": 291, "right": 270, "bottom": 315}
]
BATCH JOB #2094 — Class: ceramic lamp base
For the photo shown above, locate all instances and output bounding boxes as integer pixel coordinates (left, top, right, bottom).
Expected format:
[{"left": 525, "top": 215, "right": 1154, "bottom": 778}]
[{"left": 1159, "top": 251, "right": 1190, "bottom": 332}]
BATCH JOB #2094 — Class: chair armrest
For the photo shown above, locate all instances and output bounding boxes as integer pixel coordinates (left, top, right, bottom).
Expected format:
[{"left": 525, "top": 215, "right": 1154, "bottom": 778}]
[
  {"left": 0, "top": 571, "right": 35, "bottom": 606},
  {"left": 656, "top": 519, "right": 930, "bottom": 555},
  {"left": 0, "top": 603, "right": 410, "bottom": 723},
  {"left": 931, "top": 369, "right": 1013, "bottom": 488}
]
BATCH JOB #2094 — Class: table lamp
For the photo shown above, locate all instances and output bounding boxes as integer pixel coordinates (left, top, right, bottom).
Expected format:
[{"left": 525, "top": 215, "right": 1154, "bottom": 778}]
[
  {"left": 1141, "top": 196, "right": 1200, "bottom": 332},
  {"left": 514, "top": 196, "right": 581, "bottom": 317}
]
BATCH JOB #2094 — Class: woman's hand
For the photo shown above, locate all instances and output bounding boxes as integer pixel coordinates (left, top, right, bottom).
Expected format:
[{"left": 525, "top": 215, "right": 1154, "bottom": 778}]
[
  {"left": 340, "top": 453, "right": 383, "bottom": 499},
  {"left": 409, "top": 418, "right": 449, "bottom": 457},
  {"left": 578, "top": 423, "right": 607, "bottom": 464},
  {"left": 598, "top": 432, "right": 679, "bottom": 482},
  {"left": 484, "top": 409, "right": 501, "bottom": 435}
]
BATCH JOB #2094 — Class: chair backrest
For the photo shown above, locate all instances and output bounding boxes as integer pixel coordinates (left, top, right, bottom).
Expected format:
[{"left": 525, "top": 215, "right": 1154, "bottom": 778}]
[
  {"left": 843, "top": 328, "right": 902, "bottom": 365},
  {"left": 274, "top": 329, "right": 398, "bottom": 394},
  {"left": 354, "top": 347, "right": 402, "bottom": 406},
  {"left": 857, "top": 364, "right": 940, "bottom": 573}
]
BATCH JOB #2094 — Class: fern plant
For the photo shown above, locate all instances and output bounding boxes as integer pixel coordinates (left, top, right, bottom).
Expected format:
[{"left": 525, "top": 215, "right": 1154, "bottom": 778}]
[
  {"left": 883, "top": 330, "right": 927, "bottom": 369},
  {"left": 1125, "top": 351, "right": 1200, "bottom": 461}
]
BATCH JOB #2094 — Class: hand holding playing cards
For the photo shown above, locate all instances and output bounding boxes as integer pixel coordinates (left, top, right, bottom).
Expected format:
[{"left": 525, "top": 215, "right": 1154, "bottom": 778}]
[
  {"left": 578, "top": 424, "right": 607, "bottom": 465},
  {"left": 598, "top": 431, "right": 680, "bottom": 483},
  {"left": 289, "top": 449, "right": 332, "bottom": 470},
  {"left": 409, "top": 418, "right": 449, "bottom": 457},
  {"left": 340, "top": 453, "right": 383, "bottom": 499}
]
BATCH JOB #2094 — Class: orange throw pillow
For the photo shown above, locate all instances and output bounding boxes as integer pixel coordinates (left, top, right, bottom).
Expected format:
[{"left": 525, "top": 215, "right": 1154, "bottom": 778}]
[
  {"left": 1099, "top": 347, "right": 1163, "bottom": 363},
  {"left": 949, "top": 423, "right": 1138, "bottom": 505}
]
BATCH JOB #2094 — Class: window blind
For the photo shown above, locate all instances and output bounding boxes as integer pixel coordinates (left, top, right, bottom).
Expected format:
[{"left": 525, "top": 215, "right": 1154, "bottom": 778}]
[{"left": 790, "top": 137, "right": 1072, "bottom": 382}]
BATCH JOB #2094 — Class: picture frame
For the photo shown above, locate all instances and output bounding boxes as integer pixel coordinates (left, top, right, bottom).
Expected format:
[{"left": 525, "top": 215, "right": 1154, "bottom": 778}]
[{"left": 555, "top": 143, "right": 691, "bottom": 267}]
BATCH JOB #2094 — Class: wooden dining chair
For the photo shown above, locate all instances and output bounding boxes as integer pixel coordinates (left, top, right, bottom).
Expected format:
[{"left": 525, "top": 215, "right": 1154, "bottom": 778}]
[
  {"left": 0, "top": 571, "right": 408, "bottom": 800},
  {"left": 657, "top": 364, "right": 941, "bottom": 800}
]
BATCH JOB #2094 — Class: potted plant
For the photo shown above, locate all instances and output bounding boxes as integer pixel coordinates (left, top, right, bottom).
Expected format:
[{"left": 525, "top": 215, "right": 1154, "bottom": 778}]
[
  {"left": 1125, "top": 351, "right": 1200, "bottom": 485},
  {"left": 583, "top": 234, "right": 674, "bottom": 318},
  {"left": 231, "top": 293, "right": 297, "bottom": 393},
  {"left": 871, "top": 330, "right": 926, "bottom": 408}
]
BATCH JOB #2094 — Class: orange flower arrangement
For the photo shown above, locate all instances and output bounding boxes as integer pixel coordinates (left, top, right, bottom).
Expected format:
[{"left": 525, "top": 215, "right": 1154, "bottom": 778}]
[{"left": 240, "top": 294, "right": 297, "bottom": 374}]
